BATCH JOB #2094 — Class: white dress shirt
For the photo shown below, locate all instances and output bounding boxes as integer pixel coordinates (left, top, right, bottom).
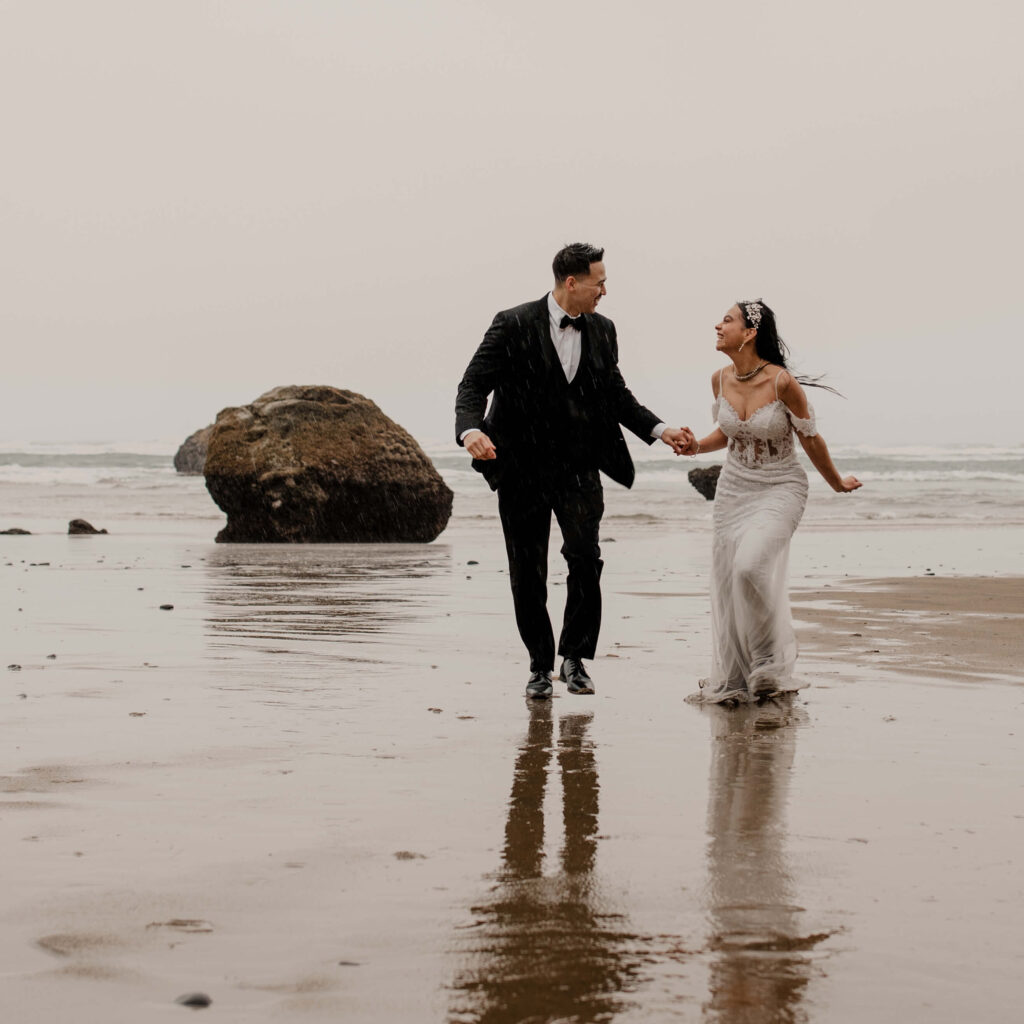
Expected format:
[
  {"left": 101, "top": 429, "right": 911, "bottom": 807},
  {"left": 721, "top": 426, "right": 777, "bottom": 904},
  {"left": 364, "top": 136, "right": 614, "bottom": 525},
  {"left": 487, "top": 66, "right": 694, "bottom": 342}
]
[{"left": 547, "top": 291, "right": 583, "bottom": 382}]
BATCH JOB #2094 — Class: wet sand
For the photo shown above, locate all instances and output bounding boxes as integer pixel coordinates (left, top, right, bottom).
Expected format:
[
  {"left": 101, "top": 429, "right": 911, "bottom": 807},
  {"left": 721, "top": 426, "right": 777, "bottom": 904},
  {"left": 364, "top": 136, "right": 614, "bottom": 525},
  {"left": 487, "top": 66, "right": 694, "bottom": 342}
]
[
  {"left": 792, "top": 576, "right": 1024, "bottom": 682},
  {"left": 1, "top": 525, "right": 1022, "bottom": 1023}
]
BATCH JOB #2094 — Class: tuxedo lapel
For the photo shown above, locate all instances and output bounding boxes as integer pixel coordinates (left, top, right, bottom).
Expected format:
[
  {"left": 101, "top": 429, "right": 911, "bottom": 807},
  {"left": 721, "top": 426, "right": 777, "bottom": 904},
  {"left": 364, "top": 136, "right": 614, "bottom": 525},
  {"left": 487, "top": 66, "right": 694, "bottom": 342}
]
[
  {"left": 577, "top": 312, "right": 610, "bottom": 377},
  {"left": 576, "top": 313, "right": 592, "bottom": 376},
  {"left": 528, "top": 295, "right": 559, "bottom": 378}
]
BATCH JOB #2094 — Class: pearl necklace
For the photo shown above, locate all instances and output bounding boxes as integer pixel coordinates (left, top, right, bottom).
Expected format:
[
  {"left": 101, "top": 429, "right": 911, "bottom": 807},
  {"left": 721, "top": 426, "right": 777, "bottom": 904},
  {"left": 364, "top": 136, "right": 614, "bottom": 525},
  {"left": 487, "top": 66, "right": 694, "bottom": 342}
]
[{"left": 734, "top": 362, "right": 768, "bottom": 382}]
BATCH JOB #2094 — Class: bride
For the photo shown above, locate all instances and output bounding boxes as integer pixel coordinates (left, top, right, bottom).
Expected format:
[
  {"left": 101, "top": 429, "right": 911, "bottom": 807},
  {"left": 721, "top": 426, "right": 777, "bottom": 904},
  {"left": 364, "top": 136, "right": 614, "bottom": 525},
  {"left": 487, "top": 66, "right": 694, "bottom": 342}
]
[{"left": 682, "top": 300, "right": 861, "bottom": 704}]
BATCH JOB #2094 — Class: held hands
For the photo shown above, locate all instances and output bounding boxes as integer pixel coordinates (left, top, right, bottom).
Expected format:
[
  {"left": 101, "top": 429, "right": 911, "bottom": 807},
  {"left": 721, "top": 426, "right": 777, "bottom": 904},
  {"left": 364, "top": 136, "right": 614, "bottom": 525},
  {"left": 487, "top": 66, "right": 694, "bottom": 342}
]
[
  {"left": 463, "top": 430, "right": 497, "bottom": 460},
  {"left": 466, "top": 427, "right": 703, "bottom": 462},
  {"left": 661, "top": 427, "right": 696, "bottom": 456},
  {"left": 678, "top": 434, "right": 701, "bottom": 457}
]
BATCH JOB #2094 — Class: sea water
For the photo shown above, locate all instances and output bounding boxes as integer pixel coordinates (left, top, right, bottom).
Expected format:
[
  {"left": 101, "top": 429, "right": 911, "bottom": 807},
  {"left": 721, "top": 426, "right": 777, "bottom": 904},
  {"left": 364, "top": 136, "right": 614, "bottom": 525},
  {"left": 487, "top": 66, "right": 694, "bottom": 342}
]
[{"left": 1, "top": 438, "right": 1022, "bottom": 537}]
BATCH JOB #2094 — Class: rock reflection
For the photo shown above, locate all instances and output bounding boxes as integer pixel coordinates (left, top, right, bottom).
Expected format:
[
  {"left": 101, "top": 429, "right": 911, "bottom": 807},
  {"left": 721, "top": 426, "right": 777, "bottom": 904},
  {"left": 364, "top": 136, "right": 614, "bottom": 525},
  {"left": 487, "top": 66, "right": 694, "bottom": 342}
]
[
  {"left": 203, "top": 544, "right": 451, "bottom": 660},
  {"left": 201, "top": 544, "right": 454, "bottom": 679},
  {"left": 450, "top": 706, "right": 648, "bottom": 1023},
  {"left": 701, "top": 699, "right": 831, "bottom": 1023}
]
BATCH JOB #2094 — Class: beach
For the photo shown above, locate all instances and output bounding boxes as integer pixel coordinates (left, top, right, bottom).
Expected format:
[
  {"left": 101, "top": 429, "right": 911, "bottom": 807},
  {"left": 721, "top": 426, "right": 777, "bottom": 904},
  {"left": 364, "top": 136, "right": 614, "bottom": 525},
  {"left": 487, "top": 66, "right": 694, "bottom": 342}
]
[{"left": 2, "top": 447, "right": 1023, "bottom": 1022}]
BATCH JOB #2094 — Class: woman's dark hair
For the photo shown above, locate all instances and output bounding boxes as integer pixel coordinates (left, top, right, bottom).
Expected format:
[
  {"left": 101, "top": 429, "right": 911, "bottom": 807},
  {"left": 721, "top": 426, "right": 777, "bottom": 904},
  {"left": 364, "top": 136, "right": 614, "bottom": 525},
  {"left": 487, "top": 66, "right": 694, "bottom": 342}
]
[
  {"left": 737, "top": 299, "right": 841, "bottom": 395},
  {"left": 553, "top": 242, "right": 604, "bottom": 282}
]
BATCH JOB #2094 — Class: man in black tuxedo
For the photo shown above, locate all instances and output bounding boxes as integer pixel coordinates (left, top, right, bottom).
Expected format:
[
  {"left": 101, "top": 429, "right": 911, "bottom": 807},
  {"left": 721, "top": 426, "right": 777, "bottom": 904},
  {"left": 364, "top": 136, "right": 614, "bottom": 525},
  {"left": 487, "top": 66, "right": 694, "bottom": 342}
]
[{"left": 455, "top": 243, "right": 692, "bottom": 699}]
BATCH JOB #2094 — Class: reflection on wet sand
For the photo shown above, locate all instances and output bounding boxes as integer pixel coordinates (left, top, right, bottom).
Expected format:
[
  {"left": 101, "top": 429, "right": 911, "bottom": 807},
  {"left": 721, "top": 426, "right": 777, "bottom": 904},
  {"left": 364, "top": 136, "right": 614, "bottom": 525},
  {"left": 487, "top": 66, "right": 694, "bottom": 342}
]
[
  {"left": 450, "top": 706, "right": 651, "bottom": 1023},
  {"left": 202, "top": 544, "right": 451, "bottom": 666},
  {"left": 701, "top": 699, "right": 832, "bottom": 1023}
]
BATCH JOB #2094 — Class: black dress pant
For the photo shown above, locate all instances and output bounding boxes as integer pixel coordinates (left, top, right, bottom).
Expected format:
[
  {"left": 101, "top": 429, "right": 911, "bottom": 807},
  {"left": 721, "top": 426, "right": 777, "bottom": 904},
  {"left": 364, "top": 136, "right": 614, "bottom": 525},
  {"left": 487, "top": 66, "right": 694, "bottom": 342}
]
[{"left": 497, "top": 468, "right": 604, "bottom": 672}]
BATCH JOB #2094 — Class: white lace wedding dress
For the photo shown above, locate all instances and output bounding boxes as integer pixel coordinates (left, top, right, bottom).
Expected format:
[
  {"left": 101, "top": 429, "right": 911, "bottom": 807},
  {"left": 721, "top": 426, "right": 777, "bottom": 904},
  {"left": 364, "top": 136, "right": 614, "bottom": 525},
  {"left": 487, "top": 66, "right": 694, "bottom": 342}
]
[{"left": 691, "top": 370, "right": 818, "bottom": 704}]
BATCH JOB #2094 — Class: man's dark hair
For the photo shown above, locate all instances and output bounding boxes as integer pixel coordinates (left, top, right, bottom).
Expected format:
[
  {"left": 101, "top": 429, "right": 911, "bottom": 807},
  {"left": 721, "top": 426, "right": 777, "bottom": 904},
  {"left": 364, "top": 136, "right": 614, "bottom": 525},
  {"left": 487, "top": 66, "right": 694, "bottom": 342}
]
[{"left": 552, "top": 242, "right": 604, "bottom": 283}]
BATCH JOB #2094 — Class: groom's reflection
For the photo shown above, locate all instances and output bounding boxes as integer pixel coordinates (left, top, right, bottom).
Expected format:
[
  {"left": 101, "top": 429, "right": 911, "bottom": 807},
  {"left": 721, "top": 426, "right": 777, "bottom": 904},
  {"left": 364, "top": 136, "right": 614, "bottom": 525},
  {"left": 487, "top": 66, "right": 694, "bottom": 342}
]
[
  {"left": 701, "top": 700, "right": 831, "bottom": 1023},
  {"left": 450, "top": 706, "right": 645, "bottom": 1023}
]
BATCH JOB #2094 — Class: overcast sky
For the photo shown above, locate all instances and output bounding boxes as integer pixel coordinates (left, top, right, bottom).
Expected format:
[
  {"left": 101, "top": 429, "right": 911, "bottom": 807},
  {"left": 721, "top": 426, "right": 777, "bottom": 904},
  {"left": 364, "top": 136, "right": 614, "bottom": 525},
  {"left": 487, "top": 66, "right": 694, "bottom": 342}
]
[{"left": 2, "top": 0, "right": 1020, "bottom": 448}]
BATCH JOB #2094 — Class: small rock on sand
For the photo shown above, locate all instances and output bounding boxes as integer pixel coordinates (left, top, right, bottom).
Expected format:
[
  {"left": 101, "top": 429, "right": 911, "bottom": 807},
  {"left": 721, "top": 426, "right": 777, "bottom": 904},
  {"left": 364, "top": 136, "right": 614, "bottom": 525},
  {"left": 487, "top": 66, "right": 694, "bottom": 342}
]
[
  {"left": 688, "top": 465, "right": 722, "bottom": 501},
  {"left": 68, "top": 519, "right": 108, "bottom": 535},
  {"left": 175, "top": 992, "right": 212, "bottom": 1008}
]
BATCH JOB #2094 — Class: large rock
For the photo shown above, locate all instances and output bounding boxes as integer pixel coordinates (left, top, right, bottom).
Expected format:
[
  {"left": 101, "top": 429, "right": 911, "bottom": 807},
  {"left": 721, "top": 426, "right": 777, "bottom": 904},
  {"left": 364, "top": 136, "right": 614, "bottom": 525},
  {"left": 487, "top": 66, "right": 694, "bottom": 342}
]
[
  {"left": 688, "top": 464, "right": 722, "bottom": 501},
  {"left": 174, "top": 425, "right": 214, "bottom": 475},
  {"left": 204, "top": 386, "right": 453, "bottom": 543}
]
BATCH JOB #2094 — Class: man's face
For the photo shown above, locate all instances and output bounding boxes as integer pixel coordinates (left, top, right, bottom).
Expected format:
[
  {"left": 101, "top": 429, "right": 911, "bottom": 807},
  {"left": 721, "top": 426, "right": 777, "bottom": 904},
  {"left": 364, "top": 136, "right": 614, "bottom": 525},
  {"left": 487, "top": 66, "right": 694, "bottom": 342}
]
[{"left": 568, "top": 261, "right": 607, "bottom": 314}]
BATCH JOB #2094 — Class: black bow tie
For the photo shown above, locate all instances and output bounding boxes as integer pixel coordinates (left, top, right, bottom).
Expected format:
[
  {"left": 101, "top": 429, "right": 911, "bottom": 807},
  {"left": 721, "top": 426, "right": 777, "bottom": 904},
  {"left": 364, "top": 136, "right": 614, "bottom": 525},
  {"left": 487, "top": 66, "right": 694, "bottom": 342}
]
[{"left": 559, "top": 315, "right": 584, "bottom": 331}]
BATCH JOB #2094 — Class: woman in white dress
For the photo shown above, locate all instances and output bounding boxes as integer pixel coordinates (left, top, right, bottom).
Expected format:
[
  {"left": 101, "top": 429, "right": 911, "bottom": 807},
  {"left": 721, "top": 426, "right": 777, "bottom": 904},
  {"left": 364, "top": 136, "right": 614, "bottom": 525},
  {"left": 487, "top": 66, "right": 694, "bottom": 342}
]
[{"left": 682, "top": 300, "right": 861, "bottom": 704}]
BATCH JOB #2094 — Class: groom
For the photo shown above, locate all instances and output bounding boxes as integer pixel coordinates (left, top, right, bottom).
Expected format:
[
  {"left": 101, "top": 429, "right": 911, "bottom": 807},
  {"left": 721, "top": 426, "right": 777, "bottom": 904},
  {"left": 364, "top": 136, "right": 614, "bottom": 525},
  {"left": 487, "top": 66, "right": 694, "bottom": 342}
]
[{"left": 455, "top": 243, "right": 691, "bottom": 699}]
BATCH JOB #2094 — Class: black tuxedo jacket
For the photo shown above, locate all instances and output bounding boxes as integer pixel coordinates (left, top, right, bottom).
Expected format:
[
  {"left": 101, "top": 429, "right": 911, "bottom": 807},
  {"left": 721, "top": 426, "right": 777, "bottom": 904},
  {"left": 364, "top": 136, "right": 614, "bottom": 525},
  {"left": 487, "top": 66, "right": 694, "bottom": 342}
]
[{"left": 455, "top": 295, "right": 662, "bottom": 491}]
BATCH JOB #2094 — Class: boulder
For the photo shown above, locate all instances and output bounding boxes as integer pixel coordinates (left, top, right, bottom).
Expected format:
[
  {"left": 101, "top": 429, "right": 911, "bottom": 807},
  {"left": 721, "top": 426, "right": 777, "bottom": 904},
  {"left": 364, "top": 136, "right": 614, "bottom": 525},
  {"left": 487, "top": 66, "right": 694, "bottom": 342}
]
[
  {"left": 0, "top": 527, "right": 31, "bottom": 535},
  {"left": 174, "top": 425, "right": 214, "bottom": 475},
  {"left": 69, "top": 519, "right": 108, "bottom": 534},
  {"left": 688, "top": 464, "right": 722, "bottom": 501},
  {"left": 204, "top": 386, "right": 453, "bottom": 543}
]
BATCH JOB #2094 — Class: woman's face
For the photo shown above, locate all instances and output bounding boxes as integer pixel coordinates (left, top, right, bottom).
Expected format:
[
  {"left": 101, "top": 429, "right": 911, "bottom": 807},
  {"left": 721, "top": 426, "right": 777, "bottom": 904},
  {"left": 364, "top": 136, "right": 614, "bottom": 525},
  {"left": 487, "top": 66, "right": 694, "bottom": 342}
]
[{"left": 716, "top": 305, "right": 754, "bottom": 353}]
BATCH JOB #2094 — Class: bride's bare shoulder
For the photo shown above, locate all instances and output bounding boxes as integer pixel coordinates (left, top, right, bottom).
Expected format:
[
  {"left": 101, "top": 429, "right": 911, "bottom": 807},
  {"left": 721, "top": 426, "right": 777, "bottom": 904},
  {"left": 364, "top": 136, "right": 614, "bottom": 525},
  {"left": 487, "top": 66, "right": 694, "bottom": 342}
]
[
  {"left": 772, "top": 366, "right": 800, "bottom": 395},
  {"left": 711, "top": 366, "right": 729, "bottom": 396},
  {"left": 774, "top": 368, "right": 812, "bottom": 415}
]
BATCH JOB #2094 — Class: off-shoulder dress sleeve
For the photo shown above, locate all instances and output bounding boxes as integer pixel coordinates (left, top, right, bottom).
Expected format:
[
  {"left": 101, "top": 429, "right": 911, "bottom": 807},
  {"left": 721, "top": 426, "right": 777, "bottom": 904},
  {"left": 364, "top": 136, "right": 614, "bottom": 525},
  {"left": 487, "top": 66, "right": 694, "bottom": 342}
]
[{"left": 787, "top": 403, "right": 817, "bottom": 438}]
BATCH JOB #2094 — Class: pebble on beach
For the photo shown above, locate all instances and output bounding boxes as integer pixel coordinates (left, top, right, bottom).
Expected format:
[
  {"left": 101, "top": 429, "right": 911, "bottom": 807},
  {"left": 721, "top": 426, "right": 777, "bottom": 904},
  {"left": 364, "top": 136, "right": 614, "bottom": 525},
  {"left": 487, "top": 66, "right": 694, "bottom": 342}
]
[{"left": 175, "top": 992, "right": 212, "bottom": 1008}]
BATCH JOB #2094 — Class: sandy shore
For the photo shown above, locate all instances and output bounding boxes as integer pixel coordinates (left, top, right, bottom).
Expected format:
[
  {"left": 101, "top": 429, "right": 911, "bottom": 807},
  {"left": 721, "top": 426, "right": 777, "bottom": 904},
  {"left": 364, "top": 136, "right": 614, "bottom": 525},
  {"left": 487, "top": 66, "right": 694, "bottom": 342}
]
[
  {"left": 793, "top": 576, "right": 1024, "bottom": 682},
  {"left": 2, "top": 523, "right": 1022, "bottom": 1022}
]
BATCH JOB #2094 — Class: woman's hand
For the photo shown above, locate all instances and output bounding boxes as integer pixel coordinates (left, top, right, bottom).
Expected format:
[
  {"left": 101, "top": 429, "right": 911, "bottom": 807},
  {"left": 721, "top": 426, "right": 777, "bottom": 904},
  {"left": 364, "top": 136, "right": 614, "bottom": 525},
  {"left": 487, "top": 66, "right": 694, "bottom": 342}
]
[
  {"left": 660, "top": 427, "right": 695, "bottom": 455},
  {"left": 834, "top": 475, "right": 862, "bottom": 492}
]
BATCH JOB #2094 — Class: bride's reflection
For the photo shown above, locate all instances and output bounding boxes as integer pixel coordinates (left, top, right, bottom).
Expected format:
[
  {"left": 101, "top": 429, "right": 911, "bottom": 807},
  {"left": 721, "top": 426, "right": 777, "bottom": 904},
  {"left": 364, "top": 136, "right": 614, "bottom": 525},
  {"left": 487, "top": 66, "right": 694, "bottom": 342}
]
[
  {"left": 701, "top": 699, "right": 831, "bottom": 1023},
  {"left": 450, "top": 706, "right": 646, "bottom": 1023}
]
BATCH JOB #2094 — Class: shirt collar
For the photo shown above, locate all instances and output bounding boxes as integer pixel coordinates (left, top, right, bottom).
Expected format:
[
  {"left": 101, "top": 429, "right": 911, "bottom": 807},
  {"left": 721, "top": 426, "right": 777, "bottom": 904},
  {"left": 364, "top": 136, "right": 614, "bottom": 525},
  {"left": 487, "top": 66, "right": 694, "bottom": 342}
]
[{"left": 548, "top": 291, "right": 581, "bottom": 328}]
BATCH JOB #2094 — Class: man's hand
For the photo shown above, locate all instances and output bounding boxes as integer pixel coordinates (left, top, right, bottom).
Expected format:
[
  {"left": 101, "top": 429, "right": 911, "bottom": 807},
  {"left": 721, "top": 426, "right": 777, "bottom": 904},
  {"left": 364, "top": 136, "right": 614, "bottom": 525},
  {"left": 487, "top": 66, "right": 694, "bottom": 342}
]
[
  {"left": 463, "top": 429, "right": 497, "bottom": 460},
  {"left": 660, "top": 426, "right": 694, "bottom": 456}
]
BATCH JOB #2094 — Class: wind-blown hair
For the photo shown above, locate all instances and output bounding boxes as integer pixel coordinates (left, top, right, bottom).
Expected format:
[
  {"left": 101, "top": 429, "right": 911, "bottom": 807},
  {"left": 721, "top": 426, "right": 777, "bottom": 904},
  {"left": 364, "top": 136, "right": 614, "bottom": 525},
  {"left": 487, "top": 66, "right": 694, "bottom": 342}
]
[
  {"left": 737, "top": 299, "right": 841, "bottom": 396},
  {"left": 553, "top": 243, "right": 604, "bottom": 283}
]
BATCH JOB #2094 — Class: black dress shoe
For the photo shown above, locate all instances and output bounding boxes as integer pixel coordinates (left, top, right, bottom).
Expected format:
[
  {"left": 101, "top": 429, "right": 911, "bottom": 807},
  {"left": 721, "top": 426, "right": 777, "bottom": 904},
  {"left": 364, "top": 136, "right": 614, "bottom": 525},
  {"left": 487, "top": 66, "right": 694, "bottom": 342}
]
[
  {"left": 525, "top": 670, "right": 553, "bottom": 700},
  {"left": 560, "top": 657, "right": 594, "bottom": 695}
]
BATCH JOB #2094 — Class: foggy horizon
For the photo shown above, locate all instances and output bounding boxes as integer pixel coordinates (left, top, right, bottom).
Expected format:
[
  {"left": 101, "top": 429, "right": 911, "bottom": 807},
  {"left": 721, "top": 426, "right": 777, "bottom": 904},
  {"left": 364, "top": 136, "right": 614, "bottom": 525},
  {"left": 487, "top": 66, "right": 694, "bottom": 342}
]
[{"left": 3, "top": 1, "right": 1021, "bottom": 450}]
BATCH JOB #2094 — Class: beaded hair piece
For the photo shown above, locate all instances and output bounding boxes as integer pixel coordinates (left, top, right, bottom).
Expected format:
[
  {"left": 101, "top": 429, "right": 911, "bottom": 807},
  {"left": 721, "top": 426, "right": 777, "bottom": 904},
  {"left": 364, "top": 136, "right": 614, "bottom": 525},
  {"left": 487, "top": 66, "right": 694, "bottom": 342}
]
[{"left": 741, "top": 300, "right": 763, "bottom": 329}]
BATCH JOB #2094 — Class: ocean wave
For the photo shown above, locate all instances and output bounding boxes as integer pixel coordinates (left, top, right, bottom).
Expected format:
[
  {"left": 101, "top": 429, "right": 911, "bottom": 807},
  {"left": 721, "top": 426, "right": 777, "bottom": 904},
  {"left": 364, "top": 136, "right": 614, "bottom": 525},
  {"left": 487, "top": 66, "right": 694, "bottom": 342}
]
[
  {"left": 436, "top": 453, "right": 1024, "bottom": 481},
  {"left": 853, "top": 469, "right": 1024, "bottom": 483},
  {"left": 0, "top": 465, "right": 178, "bottom": 486},
  {"left": 0, "top": 453, "right": 174, "bottom": 469},
  {"left": 626, "top": 462, "right": 1023, "bottom": 484},
  {"left": 826, "top": 443, "right": 1024, "bottom": 460},
  {"left": 0, "top": 439, "right": 179, "bottom": 457}
]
